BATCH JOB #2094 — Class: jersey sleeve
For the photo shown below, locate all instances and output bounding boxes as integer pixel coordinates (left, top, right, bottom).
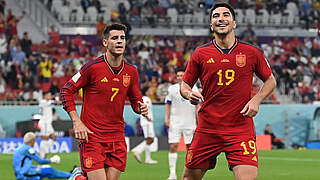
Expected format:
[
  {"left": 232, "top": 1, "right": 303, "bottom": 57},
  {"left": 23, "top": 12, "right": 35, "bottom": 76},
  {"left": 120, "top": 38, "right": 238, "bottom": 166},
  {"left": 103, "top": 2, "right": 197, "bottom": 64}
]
[
  {"left": 127, "top": 68, "right": 143, "bottom": 114},
  {"left": 254, "top": 50, "right": 272, "bottom": 81},
  {"left": 60, "top": 65, "right": 90, "bottom": 113},
  {"left": 183, "top": 49, "right": 201, "bottom": 87}
]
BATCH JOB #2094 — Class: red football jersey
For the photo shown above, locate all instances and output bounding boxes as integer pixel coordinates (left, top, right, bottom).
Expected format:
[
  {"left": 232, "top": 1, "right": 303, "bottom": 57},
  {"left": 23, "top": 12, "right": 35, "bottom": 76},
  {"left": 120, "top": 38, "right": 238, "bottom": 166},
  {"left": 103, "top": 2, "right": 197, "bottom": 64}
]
[
  {"left": 61, "top": 54, "right": 142, "bottom": 142},
  {"left": 183, "top": 39, "right": 272, "bottom": 135}
]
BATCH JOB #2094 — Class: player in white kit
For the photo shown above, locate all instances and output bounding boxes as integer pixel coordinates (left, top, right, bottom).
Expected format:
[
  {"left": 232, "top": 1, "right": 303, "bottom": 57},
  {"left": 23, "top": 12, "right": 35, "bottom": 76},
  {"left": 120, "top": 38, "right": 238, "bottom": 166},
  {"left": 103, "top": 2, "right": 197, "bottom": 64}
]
[
  {"left": 165, "top": 68, "right": 199, "bottom": 180},
  {"left": 133, "top": 86, "right": 158, "bottom": 164},
  {"left": 38, "top": 91, "right": 58, "bottom": 158}
]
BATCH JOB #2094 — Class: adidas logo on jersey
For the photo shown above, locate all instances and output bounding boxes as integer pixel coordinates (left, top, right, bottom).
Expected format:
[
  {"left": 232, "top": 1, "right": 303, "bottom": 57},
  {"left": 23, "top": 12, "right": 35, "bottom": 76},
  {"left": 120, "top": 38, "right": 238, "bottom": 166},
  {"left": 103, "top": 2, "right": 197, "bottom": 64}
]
[
  {"left": 101, "top": 77, "right": 108, "bottom": 82},
  {"left": 206, "top": 58, "right": 215, "bottom": 63},
  {"left": 252, "top": 156, "right": 257, "bottom": 162}
]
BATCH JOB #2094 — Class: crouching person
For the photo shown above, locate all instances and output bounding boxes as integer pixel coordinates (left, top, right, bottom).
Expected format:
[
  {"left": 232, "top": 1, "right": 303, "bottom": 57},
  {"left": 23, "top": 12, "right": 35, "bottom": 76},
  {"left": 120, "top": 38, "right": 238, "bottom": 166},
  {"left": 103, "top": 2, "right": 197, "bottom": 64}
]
[{"left": 12, "top": 132, "right": 72, "bottom": 180}]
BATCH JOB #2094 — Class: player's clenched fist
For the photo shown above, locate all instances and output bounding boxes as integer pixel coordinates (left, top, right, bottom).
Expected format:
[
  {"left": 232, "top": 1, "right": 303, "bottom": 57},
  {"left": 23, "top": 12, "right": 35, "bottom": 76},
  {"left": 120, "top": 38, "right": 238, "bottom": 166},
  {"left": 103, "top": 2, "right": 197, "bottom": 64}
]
[{"left": 188, "top": 91, "right": 204, "bottom": 105}]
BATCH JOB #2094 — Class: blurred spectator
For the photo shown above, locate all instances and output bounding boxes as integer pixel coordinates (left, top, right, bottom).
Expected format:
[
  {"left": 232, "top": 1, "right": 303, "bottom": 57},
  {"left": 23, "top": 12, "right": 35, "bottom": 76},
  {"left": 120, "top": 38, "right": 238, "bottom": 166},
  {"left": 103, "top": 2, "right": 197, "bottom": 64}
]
[
  {"left": 22, "top": 69, "right": 35, "bottom": 92},
  {"left": 80, "top": 0, "right": 90, "bottom": 13},
  {"left": 52, "top": 57, "right": 64, "bottom": 78},
  {"left": 6, "top": 62, "right": 19, "bottom": 89},
  {"left": 118, "top": 2, "right": 128, "bottom": 23},
  {"left": 10, "top": 44, "right": 26, "bottom": 65},
  {"left": 0, "top": 0, "right": 5, "bottom": 15},
  {"left": 73, "top": 34, "right": 83, "bottom": 47},
  {"left": 26, "top": 53, "right": 39, "bottom": 78},
  {"left": 156, "top": 79, "right": 170, "bottom": 102},
  {"left": 49, "top": 79, "right": 59, "bottom": 96},
  {"left": 240, "top": 23, "right": 256, "bottom": 44},
  {"left": 39, "top": 55, "right": 53, "bottom": 83},
  {"left": 264, "top": 124, "right": 285, "bottom": 149},
  {"left": 20, "top": 32, "right": 32, "bottom": 57},
  {"left": 141, "top": 3, "right": 155, "bottom": 27},
  {"left": 0, "top": 32, "right": 7, "bottom": 60},
  {"left": 0, "top": 12, "right": 5, "bottom": 34},
  {"left": 6, "top": 9, "right": 24, "bottom": 40},
  {"left": 96, "top": 17, "right": 105, "bottom": 39},
  {"left": 129, "top": 6, "right": 141, "bottom": 25},
  {"left": 48, "top": 25, "right": 60, "bottom": 46},
  {"left": 91, "top": 0, "right": 101, "bottom": 13}
]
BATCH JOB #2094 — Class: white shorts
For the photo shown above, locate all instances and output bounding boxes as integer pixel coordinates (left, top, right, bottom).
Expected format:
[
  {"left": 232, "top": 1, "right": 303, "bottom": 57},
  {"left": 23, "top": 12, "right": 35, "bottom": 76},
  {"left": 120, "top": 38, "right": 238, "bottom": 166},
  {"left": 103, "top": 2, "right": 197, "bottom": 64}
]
[
  {"left": 141, "top": 122, "right": 155, "bottom": 138},
  {"left": 38, "top": 121, "right": 55, "bottom": 136},
  {"left": 168, "top": 127, "right": 195, "bottom": 144}
]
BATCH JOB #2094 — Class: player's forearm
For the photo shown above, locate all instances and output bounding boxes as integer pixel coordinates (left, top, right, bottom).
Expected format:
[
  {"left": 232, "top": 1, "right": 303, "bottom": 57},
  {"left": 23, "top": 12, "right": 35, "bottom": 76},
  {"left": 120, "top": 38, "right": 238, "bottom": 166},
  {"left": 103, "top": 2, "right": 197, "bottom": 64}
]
[
  {"left": 253, "top": 75, "right": 277, "bottom": 104},
  {"left": 68, "top": 110, "right": 81, "bottom": 123},
  {"left": 165, "top": 104, "right": 170, "bottom": 123},
  {"left": 180, "top": 81, "right": 192, "bottom": 100}
]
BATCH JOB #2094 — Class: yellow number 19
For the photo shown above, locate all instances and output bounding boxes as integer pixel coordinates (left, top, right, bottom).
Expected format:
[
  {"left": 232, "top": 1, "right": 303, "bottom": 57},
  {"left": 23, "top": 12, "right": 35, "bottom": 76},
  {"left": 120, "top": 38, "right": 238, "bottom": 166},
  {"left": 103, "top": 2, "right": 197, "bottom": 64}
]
[
  {"left": 217, "top": 69, "right": 235, "bottom": 86},
  {"left": 240, "top": 140, "right": 256, "bottom": 155}
]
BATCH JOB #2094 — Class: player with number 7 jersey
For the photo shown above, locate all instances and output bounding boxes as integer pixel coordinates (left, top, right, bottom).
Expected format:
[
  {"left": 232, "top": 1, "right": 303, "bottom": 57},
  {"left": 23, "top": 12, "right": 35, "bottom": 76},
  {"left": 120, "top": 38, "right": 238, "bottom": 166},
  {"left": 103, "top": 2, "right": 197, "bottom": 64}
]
[
  {"left": 61, "top": 53, "right": 142, "bottom": 143},
  {"left": 60, "top": 23, "right": 148, "bottom": 179}
]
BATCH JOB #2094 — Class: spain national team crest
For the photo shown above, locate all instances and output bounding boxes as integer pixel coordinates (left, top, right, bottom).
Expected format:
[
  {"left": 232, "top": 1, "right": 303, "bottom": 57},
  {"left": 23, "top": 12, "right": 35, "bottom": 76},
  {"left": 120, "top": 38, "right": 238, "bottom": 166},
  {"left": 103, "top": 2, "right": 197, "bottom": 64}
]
[
  {"left": 186, "top": 150, "right": 193, "bottom": 163},
  {"left": 85, "top": 157, "right": 93, "bottom": 168},
  {"left": 123, "top": 74, "right": 131, "bottom": 87},
  {"left": 236, "top": 53, "right": 246, "bottom": 67}
]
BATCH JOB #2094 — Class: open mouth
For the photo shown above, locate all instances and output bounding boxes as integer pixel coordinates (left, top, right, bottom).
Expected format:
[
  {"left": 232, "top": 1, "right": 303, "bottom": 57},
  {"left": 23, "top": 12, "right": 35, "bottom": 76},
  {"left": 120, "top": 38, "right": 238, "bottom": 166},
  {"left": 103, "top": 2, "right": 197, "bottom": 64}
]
[{"left": 216, "top": 24, "right": 227, "bottom": 27}]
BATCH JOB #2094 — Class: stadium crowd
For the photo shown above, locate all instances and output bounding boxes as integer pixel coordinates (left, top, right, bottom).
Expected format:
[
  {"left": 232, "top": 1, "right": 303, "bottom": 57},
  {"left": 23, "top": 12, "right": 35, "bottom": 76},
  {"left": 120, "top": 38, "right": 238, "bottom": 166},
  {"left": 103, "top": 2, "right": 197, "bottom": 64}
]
[
  {"left": 42, "top": 0, "right": 320, "bottom": 29},
  {"left": 0, "top": 1, "right": 320, "bottom": 105}
]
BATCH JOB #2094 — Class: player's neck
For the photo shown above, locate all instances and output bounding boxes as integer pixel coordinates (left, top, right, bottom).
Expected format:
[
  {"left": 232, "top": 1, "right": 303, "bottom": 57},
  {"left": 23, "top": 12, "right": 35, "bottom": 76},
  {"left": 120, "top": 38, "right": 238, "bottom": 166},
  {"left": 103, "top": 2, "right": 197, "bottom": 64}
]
[
  {"left": 215, "top": 33, "right": 236, "bottom": 49},
  {"left": 106, "top": 52, "right": 123, "bottom": 67}
]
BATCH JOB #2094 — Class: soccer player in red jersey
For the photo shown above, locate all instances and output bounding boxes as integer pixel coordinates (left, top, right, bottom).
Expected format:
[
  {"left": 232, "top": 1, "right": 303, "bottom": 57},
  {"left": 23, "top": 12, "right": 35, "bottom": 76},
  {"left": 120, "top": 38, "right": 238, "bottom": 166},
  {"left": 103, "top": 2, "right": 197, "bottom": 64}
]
[
  {"left": 60, "top": 23, "right": 149, "bottom": 180},
  {"left": 180, "top": 2, "right": 277, "bottom": 180}
]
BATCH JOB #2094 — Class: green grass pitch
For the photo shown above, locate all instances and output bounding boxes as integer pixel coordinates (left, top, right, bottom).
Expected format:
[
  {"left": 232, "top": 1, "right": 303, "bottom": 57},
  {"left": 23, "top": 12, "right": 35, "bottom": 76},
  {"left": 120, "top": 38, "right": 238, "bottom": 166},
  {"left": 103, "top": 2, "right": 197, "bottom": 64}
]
[{"left": 1, "top": 150, "right": 319, "bottom": 179}]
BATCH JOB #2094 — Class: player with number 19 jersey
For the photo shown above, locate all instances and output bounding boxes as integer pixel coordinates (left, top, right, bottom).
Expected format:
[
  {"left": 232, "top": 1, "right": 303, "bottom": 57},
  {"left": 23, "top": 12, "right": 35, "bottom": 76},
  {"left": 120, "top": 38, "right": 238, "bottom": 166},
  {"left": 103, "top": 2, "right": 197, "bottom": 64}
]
[
  {"left": 61, "top": 54, "right": 142, "bottom": 143},
  {"left": 183, "top": 39, "right": 272, "bottom": 169},
  {"left": 183, "top": 39, "right": 271, "bottom": 136}
]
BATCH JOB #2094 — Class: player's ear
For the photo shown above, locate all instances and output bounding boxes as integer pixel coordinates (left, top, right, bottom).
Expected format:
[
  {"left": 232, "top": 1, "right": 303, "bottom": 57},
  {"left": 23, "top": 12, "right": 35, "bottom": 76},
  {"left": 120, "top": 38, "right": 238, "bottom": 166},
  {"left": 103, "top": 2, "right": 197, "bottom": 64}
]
[
  {"left": 210, "top": 23, "right": 214, "bottom": 31},
  {"left": 102, "top": 38, "right": 108, "bottom": 47},
  {"left": 233, "top": 20, "right": 237, "bottom": 29}
]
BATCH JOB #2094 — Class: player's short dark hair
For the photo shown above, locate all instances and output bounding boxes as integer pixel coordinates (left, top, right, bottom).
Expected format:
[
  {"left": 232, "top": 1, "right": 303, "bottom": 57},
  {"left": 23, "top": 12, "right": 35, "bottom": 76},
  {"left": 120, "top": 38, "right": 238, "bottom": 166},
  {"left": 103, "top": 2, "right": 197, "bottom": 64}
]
[
  {"left": 102, "top": 23, "right": 127, "bottom": 39},
  {"left": 141, "top": 86, "right": 150, "bottom": 96},
  {"left": 210, "top": 2, "right": 235, "bottom": 21},
  {"left": 175, "top": 67, "right": 185, "bottom": 74}
]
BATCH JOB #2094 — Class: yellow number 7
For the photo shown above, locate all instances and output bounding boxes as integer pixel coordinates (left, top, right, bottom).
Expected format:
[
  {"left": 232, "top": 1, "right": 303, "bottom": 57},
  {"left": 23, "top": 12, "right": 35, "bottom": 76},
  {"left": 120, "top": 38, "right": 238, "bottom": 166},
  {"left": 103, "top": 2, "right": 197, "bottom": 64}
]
[{"left": 110, "top": 88, "right": 119, "bottom": 102}]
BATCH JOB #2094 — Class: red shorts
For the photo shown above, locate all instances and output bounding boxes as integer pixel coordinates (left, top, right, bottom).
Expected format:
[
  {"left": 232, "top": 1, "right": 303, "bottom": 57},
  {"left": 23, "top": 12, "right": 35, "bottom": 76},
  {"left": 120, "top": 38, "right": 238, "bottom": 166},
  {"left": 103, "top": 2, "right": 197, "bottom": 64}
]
[
  {"left": 185, "top": 131, "right": 258, "bottom": 170},
  {"left": 79, "top": 140, "right": 127, "bottom": 173}
]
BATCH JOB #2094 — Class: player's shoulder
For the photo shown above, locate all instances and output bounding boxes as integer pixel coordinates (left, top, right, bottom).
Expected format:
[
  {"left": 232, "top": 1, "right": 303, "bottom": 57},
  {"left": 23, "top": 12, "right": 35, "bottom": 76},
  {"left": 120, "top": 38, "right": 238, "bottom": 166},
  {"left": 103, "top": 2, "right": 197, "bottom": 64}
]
[
  {"left": 124, "top": 60, "right": 138, "bottom": 71},
  {"left": 80, "top": 55, "right": 105, "bottom": 73},
  {"left": 238, "top": 40, "right": 264, "bottom": 55},
  {"left": 194, "top": 41, "right": 213, "bottom": 52}
]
